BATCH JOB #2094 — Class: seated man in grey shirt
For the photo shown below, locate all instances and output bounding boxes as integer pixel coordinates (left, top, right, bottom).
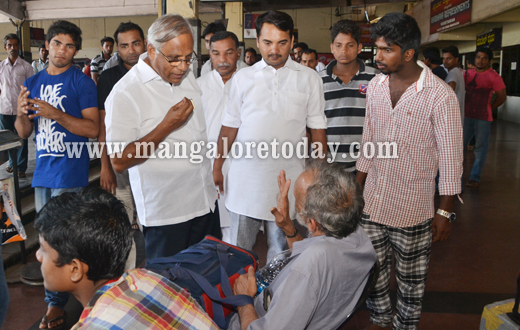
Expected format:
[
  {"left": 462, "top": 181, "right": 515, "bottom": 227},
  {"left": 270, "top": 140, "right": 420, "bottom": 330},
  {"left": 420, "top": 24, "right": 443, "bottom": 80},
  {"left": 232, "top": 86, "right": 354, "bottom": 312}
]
[{"left": 230, "top": 160, "right": 377, "bottom": 330}]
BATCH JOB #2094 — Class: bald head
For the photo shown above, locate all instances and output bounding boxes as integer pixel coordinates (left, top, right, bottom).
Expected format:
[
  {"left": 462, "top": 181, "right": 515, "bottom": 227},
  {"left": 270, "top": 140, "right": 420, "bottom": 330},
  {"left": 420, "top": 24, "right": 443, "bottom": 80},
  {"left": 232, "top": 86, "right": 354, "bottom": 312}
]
[{"left": 294, "top": 169, "right": 315, "bottom": 217}]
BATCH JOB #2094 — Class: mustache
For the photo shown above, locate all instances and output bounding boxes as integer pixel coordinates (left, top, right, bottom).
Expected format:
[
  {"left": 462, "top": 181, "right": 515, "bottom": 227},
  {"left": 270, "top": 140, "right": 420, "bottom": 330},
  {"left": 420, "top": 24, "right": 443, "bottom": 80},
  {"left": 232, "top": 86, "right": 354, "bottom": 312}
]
[
  {"left": 217, "top": 63, "right": 231, "bottom": 69},
  {"left": 375, "top": 61, "right": 386, "bottom": 67}
]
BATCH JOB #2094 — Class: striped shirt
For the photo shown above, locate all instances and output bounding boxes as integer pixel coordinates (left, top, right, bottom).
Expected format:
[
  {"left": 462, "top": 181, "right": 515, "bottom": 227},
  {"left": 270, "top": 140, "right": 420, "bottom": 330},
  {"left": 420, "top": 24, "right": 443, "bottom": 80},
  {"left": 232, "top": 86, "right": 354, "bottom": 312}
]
[
  {"left": 71, "top": 268, "right": 220, "bottom": 330},
  {"left": 356, "top": 61, "right": 463, "bottom": 228},
  {"left": 319, "top": 59, "right": 378, "bottom": 171},
  {"left": 90, "top": 52, "right": 110, "bottom": 74}
]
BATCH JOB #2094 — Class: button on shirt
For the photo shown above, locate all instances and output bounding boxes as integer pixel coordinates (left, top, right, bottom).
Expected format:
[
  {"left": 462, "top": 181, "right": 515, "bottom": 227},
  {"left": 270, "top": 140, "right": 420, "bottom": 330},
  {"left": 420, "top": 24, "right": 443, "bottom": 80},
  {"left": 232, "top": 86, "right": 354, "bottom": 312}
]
[
  {"left": 72, "top": 268, "right": 220, "bottom": 330},
  {"left": 221, "top": 58, "right": 327, "bottom": 221},
  {"left": 356, "top": 61, "right": 463, "bottom": 228},
  {"left": 0, "top": 57, "right": 33, "bottom": 115},
  {"left": 197, "top": 67, "right": 244, "bottom": 228},
  {"left": 105, "top": 53, "right": 217, "bottom": 227}
]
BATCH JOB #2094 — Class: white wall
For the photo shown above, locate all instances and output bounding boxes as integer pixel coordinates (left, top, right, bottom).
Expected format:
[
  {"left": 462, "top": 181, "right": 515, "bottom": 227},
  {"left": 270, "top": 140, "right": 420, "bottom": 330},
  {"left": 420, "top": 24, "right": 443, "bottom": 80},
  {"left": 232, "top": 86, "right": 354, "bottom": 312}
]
[
  {"left": 498, "top": 96, "right": 520, "bottom": 124},
  {"left": 0, "top": 15, "right": 158, "bottom": 61}
]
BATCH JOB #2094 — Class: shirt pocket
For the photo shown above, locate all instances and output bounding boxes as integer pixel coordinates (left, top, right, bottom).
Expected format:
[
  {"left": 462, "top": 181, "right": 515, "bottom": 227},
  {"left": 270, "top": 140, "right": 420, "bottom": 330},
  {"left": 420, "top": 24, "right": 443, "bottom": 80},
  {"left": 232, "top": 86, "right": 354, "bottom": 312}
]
[{"left": 284, "top": 91, "right": 308, "bottom": 123}]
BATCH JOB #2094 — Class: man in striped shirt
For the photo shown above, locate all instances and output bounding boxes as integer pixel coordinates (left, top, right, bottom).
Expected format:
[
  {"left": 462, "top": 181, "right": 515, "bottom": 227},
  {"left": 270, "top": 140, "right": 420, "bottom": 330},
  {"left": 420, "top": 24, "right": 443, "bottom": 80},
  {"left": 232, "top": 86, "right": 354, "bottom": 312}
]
[
  {"left": 319, "top": 19, "right": 378, "bottom": 170},
  {"left": 35, "top": 188, "right": 219, "bottom": 330}
]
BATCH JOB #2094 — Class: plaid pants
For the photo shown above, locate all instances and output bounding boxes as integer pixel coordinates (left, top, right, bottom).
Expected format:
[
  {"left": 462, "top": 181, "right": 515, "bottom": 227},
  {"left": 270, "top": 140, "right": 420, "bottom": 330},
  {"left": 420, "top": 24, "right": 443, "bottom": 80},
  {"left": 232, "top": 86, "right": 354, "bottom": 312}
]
[{"left": 361, "top": 216, "right": 433, "bottom": 330}]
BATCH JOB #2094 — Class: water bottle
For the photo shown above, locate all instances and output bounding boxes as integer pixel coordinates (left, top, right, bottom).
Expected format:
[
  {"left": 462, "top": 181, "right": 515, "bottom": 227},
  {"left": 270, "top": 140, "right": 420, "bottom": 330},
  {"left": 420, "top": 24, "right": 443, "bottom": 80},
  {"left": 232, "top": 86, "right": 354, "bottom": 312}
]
[{"left": 255, "top": 249, "right": 293, "bottom": 296}]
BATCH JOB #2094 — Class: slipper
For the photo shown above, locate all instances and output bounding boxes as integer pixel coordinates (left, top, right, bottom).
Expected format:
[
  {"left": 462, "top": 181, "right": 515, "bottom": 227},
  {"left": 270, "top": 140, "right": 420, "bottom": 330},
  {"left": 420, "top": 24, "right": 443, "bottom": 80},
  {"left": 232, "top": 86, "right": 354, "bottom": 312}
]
[
  {"left": 41, "top": 310, "right": 67, "bottom": 330},
  {"left": 466, "top": 180, "right": 479, "bottom": 187},
  {"left": 6, "top": 166, "right": 13, "bottom": 173}
]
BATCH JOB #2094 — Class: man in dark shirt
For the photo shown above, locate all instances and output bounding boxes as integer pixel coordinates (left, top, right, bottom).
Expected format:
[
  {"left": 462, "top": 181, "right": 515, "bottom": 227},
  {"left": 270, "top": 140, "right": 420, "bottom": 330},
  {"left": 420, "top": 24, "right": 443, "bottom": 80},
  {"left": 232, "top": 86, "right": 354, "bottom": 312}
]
[
  {"left": 97, "top": 22, "right": 146, "bottom": 269},
  {"left": 422, "top": 47, "right": 447, "bottom": 80}
]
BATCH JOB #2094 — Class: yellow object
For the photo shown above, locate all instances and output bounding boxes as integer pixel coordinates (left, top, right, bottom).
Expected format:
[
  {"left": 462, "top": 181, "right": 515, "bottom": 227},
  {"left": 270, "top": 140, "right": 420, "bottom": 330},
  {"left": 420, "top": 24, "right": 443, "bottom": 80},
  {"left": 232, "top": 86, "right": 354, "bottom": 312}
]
[{"left": 482, "top": 301, "right": 516, "bottom": 330}]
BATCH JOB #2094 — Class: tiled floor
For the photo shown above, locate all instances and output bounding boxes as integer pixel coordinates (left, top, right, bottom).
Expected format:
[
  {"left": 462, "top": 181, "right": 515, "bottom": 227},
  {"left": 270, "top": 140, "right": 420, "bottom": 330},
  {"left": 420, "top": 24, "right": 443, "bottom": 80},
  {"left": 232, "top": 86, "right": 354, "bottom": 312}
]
[{"left": 2, "top": 119, "right": 520, "bottom": 330}]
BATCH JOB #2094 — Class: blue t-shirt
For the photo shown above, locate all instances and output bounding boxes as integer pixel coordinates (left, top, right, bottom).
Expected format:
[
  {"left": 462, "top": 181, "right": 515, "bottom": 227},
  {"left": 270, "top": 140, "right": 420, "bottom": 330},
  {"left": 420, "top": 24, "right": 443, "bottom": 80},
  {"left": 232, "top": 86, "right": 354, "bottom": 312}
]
[{"left": 23, "top": 66, "right": 97, "bottom": 189}]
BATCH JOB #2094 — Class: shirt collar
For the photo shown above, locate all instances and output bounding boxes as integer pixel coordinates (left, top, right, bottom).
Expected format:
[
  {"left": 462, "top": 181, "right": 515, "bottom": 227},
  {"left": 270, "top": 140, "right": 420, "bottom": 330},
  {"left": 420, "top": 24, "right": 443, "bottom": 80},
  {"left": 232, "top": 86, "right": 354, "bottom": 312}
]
[
  {"left": 3, "top": 56, "right": 23, "bottom": 67},
  {"left": 376, "top": 60, "right": 432, "bottom": 92},
  {"left": 326, "top": 58, "right": 366, "bottom": 80},
  {"left": 254, "top": 56, "right": 300, "bottom": 72},
  {"left": 137, "top": 52, "right": 162, "bottom": 84}
]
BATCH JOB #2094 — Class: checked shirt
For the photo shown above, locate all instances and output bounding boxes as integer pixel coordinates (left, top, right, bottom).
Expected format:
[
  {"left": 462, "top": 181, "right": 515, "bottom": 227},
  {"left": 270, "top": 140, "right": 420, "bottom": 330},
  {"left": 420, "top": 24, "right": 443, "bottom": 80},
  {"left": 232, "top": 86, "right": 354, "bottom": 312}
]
[
  {"left": 71, "top": 268, "right": 219, "bottom": 330},
  {"left": 356, "top": 61, "right": 463, "bottom": 228}
]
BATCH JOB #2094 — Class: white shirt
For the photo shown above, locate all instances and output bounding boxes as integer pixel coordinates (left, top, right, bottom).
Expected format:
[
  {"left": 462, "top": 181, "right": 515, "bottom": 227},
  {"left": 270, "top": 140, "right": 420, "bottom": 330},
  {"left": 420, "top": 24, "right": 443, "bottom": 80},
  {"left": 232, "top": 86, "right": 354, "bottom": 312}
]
[
  {"left": 197, "top": 67, "right": 243, "bottom": 228},
  {"left": 222, "top": 57, "right": 327, "bottom": 220},
  {"left": 105, "top": 53, "right": 217, "bottom": 227},
  {"left": 0, "top": 57, "right": 33, "bottom": 115},
  {"left": 316, "top": 61, "right": 326, "bottom": 72},
  {"left": 200, "top": 59, "right": 247, "bottom": 77},
  {"left": 445, "top": 67, "right": 465, "bottom": 125}
]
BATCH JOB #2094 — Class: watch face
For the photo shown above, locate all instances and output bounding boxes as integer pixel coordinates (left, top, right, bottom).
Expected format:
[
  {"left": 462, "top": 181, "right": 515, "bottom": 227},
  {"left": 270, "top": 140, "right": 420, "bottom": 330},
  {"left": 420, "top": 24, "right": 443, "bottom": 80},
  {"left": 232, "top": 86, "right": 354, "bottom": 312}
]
[{"left": 450, "top": 213, "right": 456, "bottom": 222}]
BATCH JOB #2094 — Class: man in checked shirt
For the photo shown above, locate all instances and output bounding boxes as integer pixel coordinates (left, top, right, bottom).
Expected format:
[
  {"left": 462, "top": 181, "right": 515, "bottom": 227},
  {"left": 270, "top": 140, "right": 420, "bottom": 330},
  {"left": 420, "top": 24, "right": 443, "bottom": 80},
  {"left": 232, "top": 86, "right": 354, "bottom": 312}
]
[{"left": 356, "top": 13, "right": 462, "bottom": 330}]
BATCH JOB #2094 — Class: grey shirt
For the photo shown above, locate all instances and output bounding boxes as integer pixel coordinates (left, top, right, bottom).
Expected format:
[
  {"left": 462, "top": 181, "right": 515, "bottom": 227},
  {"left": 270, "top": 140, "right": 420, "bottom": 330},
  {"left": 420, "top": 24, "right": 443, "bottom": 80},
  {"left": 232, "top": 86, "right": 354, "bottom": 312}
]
[
  {"left": 445, "top": 67, "right": 465, "bottom": 125},
  {"left": 228, "top": 226, "right": 377, "bottom": 330}
]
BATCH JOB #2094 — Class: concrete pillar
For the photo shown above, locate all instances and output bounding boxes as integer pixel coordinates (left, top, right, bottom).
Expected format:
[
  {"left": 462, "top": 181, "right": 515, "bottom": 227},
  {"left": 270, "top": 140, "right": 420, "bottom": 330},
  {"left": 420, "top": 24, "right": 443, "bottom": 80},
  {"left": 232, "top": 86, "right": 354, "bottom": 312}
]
[
  {"left": 225, "top": 3, "right": 244, "bottom": 41},
  {"left": 165, "top": 0, "right": 198, "bottom": 19},
  {"left": 20, "top": 20, "right": 32, "bottom": 62}
]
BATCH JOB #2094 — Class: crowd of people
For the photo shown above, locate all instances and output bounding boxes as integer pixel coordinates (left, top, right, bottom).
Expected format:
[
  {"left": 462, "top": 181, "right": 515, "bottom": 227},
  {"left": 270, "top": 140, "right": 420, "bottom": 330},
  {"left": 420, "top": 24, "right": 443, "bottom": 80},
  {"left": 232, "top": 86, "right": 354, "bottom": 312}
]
[{"left": 0, "top": 7, "right": 506, "bottom": 330}]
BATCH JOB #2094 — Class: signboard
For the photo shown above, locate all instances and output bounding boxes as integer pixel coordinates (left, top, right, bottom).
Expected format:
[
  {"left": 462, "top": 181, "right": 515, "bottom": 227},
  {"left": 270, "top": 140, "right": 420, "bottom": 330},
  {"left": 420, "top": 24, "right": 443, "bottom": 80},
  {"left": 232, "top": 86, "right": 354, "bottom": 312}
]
[
  {"left": 318, "top": 54, "right": 335, "bottom": 66},
  {"left": 244, "top": 14, "right": 260, "bottom": 39},
  {"left": 430, "top": 0, "right": 472, "bottom": 34},
  {"left": 359, "top": 24, "right": 374, "bottom": 46},
  {"left": 476, "top": 28, "right": 502, "bottom": 49},
  {"left": 30, "top": 27, "right": 45, "bottom": 47}
]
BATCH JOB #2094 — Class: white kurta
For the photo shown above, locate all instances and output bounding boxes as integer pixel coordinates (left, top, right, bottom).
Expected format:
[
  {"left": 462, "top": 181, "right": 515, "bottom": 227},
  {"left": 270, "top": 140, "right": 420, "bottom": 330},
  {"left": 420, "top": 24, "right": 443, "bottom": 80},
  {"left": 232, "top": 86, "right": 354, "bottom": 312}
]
[
  {"left": 222, "top": 58, "right": 327, "bottom": 221},
  {"left": 105, "top": 53, "right": 217, "bottom": 227},
  {"left": 197, "top": 67, "right": 244, "bottom": 228}
]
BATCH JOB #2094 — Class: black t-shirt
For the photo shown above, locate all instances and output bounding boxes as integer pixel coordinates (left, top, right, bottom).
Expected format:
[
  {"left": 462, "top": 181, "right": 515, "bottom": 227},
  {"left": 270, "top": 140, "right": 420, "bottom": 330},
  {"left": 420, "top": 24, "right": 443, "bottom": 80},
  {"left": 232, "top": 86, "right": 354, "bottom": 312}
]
[
  {"left": 432, "top": 66, "right": 447, "bottom": 80},
  {"left": 97, "top": 57, "right": 128, "bottom": 110}
]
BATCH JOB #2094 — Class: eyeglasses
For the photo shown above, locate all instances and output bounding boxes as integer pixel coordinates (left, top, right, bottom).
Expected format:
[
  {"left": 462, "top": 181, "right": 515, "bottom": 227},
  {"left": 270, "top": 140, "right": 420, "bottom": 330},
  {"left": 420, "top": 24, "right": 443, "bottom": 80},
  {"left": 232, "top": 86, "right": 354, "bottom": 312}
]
[{"left": 157, "top": 49, "right": 198, "bottom": 66}]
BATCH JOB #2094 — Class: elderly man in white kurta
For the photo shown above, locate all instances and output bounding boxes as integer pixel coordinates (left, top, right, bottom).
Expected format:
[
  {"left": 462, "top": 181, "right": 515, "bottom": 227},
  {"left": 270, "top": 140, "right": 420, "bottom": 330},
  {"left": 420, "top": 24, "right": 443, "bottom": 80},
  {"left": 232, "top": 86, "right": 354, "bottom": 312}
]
[
  {"left": 197, "top": 31, "right": 245, "bottom": 243},
  {"left": 213, "top": 10, "right": 327, "bottom": 262},
  {"left": 105, "top": 14, "right": 219, "bottom": 261}
]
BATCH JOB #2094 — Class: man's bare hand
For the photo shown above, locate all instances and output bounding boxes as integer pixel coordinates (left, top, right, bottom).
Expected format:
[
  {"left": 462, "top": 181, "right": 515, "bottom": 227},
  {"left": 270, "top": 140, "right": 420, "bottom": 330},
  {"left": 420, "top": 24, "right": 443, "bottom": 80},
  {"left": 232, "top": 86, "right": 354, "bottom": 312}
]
[
  {"left": 17, "top": 86, "right": 31, "bottom": 116},
  {"left": 432, "top": 214, "right": 452, "bottom": 242},
  {"left": 161, "top": 97, "right": 194, "bottom": 132},
  {"left": 213, "top": 168, "right": 224, "bottom": 194},
  {"left": 25, "top": 97, "right": 61, "bottom": 120},
  {"left": 233, "top": 267, "right": 257, "bottom": 298},
  {"left": 100, "top": 166, "right": 117, "bottom": 195},
  {"left": 270, "top": 170, "right": 292, "bottom": 232}
]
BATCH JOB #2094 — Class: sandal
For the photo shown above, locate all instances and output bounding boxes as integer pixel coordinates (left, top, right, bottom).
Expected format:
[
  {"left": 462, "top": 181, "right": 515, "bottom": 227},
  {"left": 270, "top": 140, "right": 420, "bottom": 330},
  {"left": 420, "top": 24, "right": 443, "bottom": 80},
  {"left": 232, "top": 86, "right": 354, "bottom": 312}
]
[
  {"left": 6, "top": 166, "right": 13, "bottom": 173},
  {"left": 41, "top": 310, "right": 67, "bottom": 329}
]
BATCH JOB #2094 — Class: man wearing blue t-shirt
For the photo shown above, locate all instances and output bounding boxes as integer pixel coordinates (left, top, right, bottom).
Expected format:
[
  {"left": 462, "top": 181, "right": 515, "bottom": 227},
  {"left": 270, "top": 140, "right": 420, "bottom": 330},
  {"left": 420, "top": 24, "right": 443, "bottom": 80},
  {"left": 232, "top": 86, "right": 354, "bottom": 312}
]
[{"left": 15, "top": 20, "right": 99, "bottom": 330}]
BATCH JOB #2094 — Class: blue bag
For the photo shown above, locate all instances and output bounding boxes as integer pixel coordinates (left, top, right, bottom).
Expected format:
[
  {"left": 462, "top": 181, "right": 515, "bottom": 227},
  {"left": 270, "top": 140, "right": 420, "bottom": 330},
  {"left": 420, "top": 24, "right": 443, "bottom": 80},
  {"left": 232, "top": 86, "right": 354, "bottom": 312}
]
[{"left": 146, "top": 235, "right": 259, "bottom": 329}]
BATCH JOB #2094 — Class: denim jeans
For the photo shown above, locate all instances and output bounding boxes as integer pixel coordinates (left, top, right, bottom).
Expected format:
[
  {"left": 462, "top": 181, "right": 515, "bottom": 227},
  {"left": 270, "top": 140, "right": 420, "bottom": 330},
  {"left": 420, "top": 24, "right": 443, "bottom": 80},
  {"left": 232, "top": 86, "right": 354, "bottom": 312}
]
[
  {"left": 0, "top": 232, "right": 9, "bottom": 328},
  {"left": 35, "top": 186, "right": 83, "bottom": 309},
  {"left": 0, "top": 114, "right": 28, "bottom": 172},
  {"left": 463, "top": 118, "right": 492, "bottom": 182},
  {"left": 229, "top": 212, "right": 287, "bottom": 263}
]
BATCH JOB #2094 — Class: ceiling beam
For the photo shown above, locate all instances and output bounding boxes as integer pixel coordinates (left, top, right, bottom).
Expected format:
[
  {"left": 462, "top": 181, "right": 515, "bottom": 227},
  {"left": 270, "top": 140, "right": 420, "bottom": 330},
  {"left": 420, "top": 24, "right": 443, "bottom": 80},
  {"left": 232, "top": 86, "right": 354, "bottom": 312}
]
[{"left": 0, "top": 0, "right": 24, "bottom": 20}]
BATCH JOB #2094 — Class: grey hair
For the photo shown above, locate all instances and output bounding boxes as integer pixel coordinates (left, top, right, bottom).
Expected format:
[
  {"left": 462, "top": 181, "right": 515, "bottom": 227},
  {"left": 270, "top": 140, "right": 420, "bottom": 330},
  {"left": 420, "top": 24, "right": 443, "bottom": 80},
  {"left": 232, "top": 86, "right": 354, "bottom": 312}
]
[
  {"left": 147, "top": 14, "right": 192, "bottom": 51},
  {"left": 300, "top": 160, "right": 364, "bottom": 238}
]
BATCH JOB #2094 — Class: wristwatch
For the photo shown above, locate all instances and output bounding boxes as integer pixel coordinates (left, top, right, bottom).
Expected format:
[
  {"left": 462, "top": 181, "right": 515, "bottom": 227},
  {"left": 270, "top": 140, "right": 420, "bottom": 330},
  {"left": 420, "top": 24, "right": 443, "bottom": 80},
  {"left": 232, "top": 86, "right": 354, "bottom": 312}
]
[{"left": 436, "top": 209, "right": 456, "bottom": 222}]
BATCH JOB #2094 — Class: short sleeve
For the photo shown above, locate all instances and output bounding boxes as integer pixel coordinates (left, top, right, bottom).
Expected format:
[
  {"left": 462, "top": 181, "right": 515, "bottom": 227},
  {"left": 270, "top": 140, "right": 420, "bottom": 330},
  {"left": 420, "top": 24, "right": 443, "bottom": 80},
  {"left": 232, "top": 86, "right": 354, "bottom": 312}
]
[
  {"left": 221, "top": 74, "right": 242, "bottom": 128},
  {"left": 105, "top": 89, "right": 141, "bottom": 153},
  {"left": 492, "top": 72, "right": 506, "bottom": 92},
  {"left": 77, "top": 75, "right": 98, "bottom": 111},
  {"left": 305, "top": 72, "right": 327, "bottom": 129}
]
